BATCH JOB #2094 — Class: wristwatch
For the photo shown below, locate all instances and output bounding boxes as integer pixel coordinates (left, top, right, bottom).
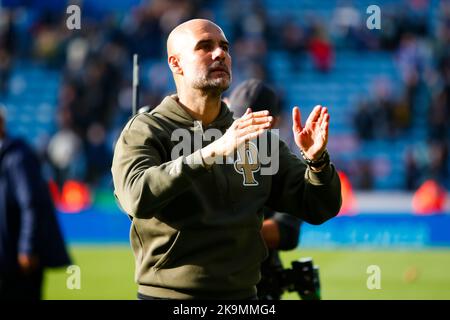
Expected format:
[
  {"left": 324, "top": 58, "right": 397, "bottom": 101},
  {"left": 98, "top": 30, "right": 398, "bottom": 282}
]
[{"left": 300, "top": 149, "right": 330, "bottom": 168}]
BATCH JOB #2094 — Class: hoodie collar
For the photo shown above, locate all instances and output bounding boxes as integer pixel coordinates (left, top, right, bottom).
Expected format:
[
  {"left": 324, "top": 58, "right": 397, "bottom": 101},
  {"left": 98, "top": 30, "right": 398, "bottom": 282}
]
[{"left": 151, "top": 95, "right": 234, "bottom": 130}]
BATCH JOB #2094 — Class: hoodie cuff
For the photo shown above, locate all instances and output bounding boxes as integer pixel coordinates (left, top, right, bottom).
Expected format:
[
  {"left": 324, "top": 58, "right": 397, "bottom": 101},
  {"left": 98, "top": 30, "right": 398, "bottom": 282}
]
[
  {"left": 184, "top": 149, "right": 210, "bottom": 171},
  {"left": 305, "top": 163, "right": 334, "bottom": 186}
]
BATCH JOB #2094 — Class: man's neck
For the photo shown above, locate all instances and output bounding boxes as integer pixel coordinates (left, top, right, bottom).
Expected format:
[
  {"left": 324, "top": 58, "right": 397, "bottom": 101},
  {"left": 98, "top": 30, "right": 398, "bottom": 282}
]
[{"left": 176, "top": 89, "right": 222, "bottom": 127}]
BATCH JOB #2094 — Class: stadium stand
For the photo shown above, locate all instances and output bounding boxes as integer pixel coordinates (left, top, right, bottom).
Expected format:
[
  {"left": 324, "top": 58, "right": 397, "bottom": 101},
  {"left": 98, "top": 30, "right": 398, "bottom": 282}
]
[{"left": 0, "top": 0, "right": 448, "bottom": 193}]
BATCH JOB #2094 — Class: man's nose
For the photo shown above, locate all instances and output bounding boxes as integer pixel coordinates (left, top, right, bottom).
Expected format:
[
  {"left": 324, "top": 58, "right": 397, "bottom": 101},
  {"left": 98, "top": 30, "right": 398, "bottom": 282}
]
[{"left": 212, "top": 46, "right": 226, "bottom": 61}]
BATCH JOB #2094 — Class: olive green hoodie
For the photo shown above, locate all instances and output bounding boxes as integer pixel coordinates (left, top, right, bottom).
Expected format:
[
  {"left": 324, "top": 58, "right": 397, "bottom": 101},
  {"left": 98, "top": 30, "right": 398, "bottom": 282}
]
[{"left": 111, "top": 95, "right": 341, "bottom": 299}]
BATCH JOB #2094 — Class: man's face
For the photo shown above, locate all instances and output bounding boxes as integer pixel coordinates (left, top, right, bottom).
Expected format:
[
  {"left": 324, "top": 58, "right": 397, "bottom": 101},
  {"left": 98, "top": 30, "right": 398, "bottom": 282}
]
[{"left": 178, "top": 23, "right": 232, "bottom": 93}]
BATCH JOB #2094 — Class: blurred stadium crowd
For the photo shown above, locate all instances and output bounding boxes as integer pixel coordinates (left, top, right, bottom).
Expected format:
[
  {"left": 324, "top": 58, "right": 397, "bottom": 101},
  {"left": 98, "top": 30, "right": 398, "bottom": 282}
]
[{"left": 0, "top": 0, "right": 448, "bottom": 199}]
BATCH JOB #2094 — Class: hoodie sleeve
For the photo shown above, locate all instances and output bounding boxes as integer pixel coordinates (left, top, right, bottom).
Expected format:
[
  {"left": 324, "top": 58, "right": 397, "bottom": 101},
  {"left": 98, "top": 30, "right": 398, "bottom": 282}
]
[
  {"left": 111, "top": 114, "right": 209, "bottom": 219},
  {"left": 8, "top": 144, "right": 44, "bottom": 255},
  {"left": 266, "top": 139, "right": 342, "bottom": 225}
]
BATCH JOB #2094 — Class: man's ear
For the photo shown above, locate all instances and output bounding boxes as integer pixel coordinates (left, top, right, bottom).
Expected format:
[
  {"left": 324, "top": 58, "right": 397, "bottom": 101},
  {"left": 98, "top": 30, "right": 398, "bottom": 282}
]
[{"left": 168, "top": 55, "right": 183, "bottom": 75}]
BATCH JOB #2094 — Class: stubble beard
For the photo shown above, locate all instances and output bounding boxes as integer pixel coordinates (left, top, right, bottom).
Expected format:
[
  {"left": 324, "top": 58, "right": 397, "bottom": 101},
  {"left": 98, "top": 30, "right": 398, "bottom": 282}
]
[{"left": 192, "top": 72, "right": 231, "bottom": 96}]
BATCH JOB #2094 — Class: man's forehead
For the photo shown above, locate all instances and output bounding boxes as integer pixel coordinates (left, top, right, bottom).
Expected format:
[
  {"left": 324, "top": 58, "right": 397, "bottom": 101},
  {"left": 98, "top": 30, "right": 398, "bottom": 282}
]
[
  {"left": 194, "top": 32, "right": 228, "bottom": 44},
  {"left": 188, "top": 24, "right": 228, "bottom": 43},
  {"left": 167, "top": 19, "right": 228, "bottom": 55}
]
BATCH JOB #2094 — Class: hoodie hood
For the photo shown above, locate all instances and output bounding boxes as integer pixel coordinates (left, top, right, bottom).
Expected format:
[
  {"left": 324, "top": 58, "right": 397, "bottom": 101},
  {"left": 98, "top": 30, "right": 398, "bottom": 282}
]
[{"left": 150, "top": 95, "right": 234, "bottom": 130}]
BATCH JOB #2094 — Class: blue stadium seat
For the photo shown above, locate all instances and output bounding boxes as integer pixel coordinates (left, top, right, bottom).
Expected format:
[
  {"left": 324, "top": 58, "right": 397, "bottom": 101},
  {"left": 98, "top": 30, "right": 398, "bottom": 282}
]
[{"left": 0, "top": 63, "right": 60, "bottom": 150}]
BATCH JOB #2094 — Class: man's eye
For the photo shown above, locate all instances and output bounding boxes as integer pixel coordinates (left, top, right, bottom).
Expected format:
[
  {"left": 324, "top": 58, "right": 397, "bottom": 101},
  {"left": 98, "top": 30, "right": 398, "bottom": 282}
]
[
  {"left": 200, "top": 43, "right": 213, "bottom": 51},
  {"left": 222, "top": 45, "right": 229, "bottom": 52}
]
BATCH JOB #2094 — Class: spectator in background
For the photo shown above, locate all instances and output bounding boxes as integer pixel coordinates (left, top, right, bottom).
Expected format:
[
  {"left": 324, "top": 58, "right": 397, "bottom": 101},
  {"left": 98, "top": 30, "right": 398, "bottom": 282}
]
[
  {"left": 356, "top": 160, "right": 374, "bottom": 190},
  {"left": 0, "top": 49, "right": 12, "bottom": 97},
  {"left": 429, "top": 49, "right": 450, "bottom": 142},
  {"left": 52, "top": 82, "right": 86, "bottom": 187},
  {"left": 31, "top": 11, "right": 65, "bottom": 68},
  {"left": 280, "top": 19, "right": 306, "bottom": 71},
  {"left": 353, "top": 99, "right": 375, "bottom": 141},
  {"left": 330, "top": 3, "right": 361, "bottom": 48},
  {"left": 227, "top": 79, "right": 302, "bottom": 300},
  {"left": 396, "top": 33, "right": 430, "bottom": 85},
  {"left": 309, "top": 23, "right": 334, "bottom": 73},
  {"left": 405, "top": 148, "right": 421, "bottom": 191},
  {"left": 370, "top": 77, "right": 397, "bottom": 139},
  {"left": 395, "top": 71, "right": 417, "bottom": 131},
  {"left": 331, "top": 3, "right": 380, "bottom": 50},
  {"left": 232, "top": 36, "right": 269, "bottom": 81},
  {"left": 428, "top": 89, "right": 449, "bottom": 142},
  {"left": 379, "top": 9, "right": 402, "bottom": 50},
  {"left": 0, "top": 107, "right": 71, "bottom": 300},
  {"left": 84, "top": 123, "right": 112, "bottom": 187},
  {"left": 354, "top": 76, "right": 412, "bottom": 142},
  {"left": 47, "top": 126, "right": 84, "bottom": 189},
  {"left": 428, "top": 141, "right": 449, "bottom": 186},
  {"left": 0, "top": 10, "right": 15, "bottom": 96},
  {"left": 125, "top": 1, "right": 165, "bottom": 59},
  {"left": 226, "top": 0, "right": 270, "bottom": 83},
  {"left": 227, "top": 0, "right": 270, "bottom": 43}
]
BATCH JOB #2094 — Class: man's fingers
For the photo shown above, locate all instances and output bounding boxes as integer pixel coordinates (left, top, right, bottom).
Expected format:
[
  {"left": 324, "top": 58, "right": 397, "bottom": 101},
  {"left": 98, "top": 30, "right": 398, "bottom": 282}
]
[
  {"left": 250, "top": 110, "right": 270, "bottom": 117},
  {"left": 320, "top": 113, "right": 329, "bottom": 127},
  {"left": 236, "top": 108, "right": 252, "bottom": 124},
  {"left": 320, "top": 113, "right": 329, "bottom": 141},
  {"left": 292, "top": 106, "right": 302, "bottom": 133},
  {"left": 240, "top": 110, "right": 270, "bottom": 122},
  {"left": 305, "top": 105, "right": 322, "bottom": 128},
  {"left": 241, "top": 122, "right": 271, "bottom": 135},
  {"left": 318, "top": 107, "right": 328, "bottom": 125},
  {"left": 226, "top": 109, "right": 272, "bottom": 154},
  {"left": 238, "top": 116, "right": 273, "bottom": 128},
  {"left": 321, "top": 113, "right": 330, "bottom": 132},
  {"left": 239, "top": 128, "right": 266, "bottom": 144}
]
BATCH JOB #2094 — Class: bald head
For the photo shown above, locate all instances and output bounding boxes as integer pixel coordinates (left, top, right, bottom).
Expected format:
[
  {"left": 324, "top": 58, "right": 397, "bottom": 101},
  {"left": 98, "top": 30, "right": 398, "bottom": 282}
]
[{"left": 167, "top": 19, "right": 226, "bottom": 57}]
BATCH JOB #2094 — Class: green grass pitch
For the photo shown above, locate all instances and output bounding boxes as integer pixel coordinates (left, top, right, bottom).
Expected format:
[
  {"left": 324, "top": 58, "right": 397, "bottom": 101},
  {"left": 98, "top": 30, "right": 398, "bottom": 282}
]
[{"left": 43, "top": 245, "right": 450, "bottom": 300}]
